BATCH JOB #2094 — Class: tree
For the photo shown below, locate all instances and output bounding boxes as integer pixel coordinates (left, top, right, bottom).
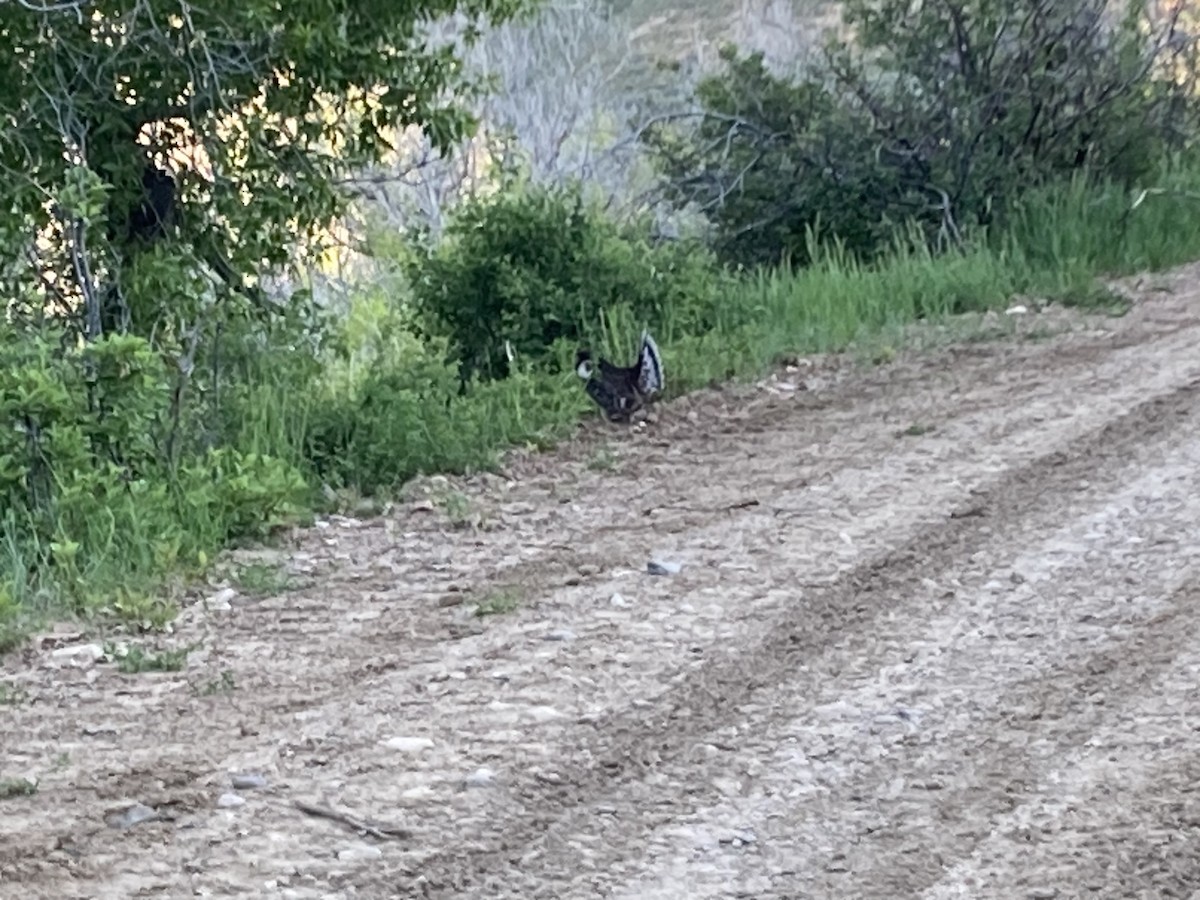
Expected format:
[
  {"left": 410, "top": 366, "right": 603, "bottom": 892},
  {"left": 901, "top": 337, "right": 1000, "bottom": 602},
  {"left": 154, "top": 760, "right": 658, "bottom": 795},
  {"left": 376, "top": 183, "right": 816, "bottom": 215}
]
[
  {"left": 645, "top": 0, "right": 1200, "bottom": 268},
  {"left": 0, "top": 0, "right": 529, "bottom": 344}
]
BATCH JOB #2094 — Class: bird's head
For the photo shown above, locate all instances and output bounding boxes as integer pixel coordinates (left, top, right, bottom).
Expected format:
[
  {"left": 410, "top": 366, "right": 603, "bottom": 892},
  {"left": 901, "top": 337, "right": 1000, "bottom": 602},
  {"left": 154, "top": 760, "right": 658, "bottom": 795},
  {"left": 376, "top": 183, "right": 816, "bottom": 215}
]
[{"left": 574, "top": 348, "right": 594, "bottom": 380}]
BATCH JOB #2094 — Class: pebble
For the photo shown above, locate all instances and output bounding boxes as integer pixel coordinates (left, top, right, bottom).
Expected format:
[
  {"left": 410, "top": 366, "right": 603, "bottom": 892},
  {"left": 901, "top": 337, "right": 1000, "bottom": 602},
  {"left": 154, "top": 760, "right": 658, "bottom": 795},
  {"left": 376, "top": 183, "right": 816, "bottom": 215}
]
[
  {"left": 217, "top": 792, "right": 246, "bottom": 808},
  {"left": 230, "top": 772, "right": 269, "bottom": 790},
  {"left": 609, "top": 592, "right": 628, "bottom": 607},
  {"left": 542, "top": 628, "right": 577, "bottom": 642},
  {"left": 720, "top": 827, "right": 758, "bottom": 847},
  {"left": 204, "top": 587, "right": 237, "bottom": 610},
  {"left": 463, "top": 767, "right": 496, "bottom": 788},
  {"left": 337, "top": 843, "right": 383, "bottom": 862},
  {"left": 526, "top": 705, "right": 566, "bottom": 723},
  {"left": 647, "top": 560, "right": 682, "bottom": 576},
  {"left": 107, "top": 803, "right": 158, "bottom": 829},
  {"left": 382, "top": 736, "right": 435, "bottom": 753},
  {"left": 50, "top": 643, "right": 104, "bottom": 665}
]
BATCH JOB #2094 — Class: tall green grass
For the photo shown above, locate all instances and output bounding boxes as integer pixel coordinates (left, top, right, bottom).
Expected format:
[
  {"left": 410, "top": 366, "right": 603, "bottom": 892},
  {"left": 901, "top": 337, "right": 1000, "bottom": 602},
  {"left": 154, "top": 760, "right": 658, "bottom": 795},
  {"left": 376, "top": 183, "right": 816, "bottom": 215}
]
[
  {"left": 6, "top": 158, "right": 1200, "bottom": 648},
  {"left": 1002, "top": 164, "right": 1200, "bottom": 282}
]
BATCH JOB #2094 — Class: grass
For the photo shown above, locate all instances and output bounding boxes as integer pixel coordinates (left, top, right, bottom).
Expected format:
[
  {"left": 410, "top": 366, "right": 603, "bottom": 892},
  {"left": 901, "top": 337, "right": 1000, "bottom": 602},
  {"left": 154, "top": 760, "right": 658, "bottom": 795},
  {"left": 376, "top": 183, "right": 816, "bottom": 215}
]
[
  {"left": 475, "top": 588, "right": 523, "bottom": 617},
  {"left": 435, "top": 489, "right": 478, "bottom": 528},
  {"left": 194, "top": 669, "right": 238, "bottom": 696},
  {"left": 234, "top": 562, "right": 296, "bottom": 596},
  {"left": 0, "top": 777, "right": 37, "bottom": 798},
  {"left": 5, "top": 160, "right": 1200, "bottom": 651},
  {"left": 896, "top": 423, "right": 936, "bottom": 438},
  {"left": 587, "top": 447, "right": 621, "bottom": 472},
  {"left": 104, "top": 642, "right": 197, "bottom": 674}
]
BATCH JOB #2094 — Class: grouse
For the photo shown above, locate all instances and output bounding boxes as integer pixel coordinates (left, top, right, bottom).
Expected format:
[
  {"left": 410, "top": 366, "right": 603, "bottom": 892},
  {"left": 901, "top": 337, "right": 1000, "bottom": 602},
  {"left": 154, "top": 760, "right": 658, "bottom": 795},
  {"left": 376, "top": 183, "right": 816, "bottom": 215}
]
[{"left": 575, "top": 330, "right": 665, "bottom": 422}]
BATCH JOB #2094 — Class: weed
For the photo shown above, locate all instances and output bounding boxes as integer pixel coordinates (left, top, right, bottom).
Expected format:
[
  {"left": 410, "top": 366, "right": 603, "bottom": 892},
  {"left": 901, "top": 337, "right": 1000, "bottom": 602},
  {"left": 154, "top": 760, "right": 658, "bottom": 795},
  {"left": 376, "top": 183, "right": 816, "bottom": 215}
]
[
  {"left": 0, "top": 778, "right": 37, "bottom": 798},
  {"left": 871, "top": 345, "right": 897, "bottom": 366},
  {"left": 1055, "top": 283, "right": 1133, "bottom": 316},
  {"left": 104, "top": 641, "right": 197, "bottom": 674},
  {"left": 195, "top": 669, "right": 237, "bottom": 696},
  {"left": 234, "top": 562, "right": 294, "bottom": 596},
  {"left": 475, "top": 589, "right": 522, "bottom": 617},
  {"left": 896, "top": 423, "right": 936, "bottom": 438},
  {"left": 1020, "top": 326, "right": 1059, "bottom": 343},
  {"left": 0, "top": 682, "right": 26, "bottom": 705},
  {"left": 106, "top": 588, "right": 178, "bottom": 631},
  {"left": 586, "top": 447, "right": 620, "bottom": 472},
  {"left": 436, "top": 490, "right": 477, "bottom": 529}
]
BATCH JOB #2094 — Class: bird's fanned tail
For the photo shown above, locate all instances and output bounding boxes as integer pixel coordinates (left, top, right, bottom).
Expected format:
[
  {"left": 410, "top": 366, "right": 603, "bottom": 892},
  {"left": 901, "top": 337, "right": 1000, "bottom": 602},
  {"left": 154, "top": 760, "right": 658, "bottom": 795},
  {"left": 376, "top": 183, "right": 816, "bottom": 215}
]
[{"left": 637, "top": 329, "right": 665, "bottom": 397}]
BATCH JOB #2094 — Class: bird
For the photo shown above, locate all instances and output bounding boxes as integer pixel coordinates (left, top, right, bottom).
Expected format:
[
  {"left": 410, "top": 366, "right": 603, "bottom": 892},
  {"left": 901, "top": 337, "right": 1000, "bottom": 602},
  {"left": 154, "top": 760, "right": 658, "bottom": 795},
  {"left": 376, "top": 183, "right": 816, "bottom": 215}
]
[{"left": 575, "top": 330, "right": 665, "bottom": 423}]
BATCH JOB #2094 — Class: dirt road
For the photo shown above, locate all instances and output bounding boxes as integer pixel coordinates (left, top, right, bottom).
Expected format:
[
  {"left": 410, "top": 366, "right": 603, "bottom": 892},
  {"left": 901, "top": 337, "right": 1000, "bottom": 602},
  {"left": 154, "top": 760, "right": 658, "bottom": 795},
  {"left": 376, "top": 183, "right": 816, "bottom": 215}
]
[{"left": 5, "top": 266, "right": 1200, "bottom": 899}]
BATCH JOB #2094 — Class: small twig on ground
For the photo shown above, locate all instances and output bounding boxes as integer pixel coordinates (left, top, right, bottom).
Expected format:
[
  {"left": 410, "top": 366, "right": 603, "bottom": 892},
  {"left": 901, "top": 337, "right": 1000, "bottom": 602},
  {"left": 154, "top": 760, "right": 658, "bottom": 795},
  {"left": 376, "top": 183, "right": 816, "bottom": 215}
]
[
  {"left": 641, "top": 497, "right": 762, "bottom": 516},
  {"left": 292, "top": 799, "right": 413, "bottom": 840}
]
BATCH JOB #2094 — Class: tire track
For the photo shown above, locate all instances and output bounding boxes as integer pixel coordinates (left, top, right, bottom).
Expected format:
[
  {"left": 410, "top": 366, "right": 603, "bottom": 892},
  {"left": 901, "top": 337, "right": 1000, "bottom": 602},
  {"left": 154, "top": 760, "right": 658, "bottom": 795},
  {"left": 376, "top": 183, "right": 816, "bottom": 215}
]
[
  {"left": 398, "top": 377, "right": 1200, "bottom": 891},
  {"left": 598, "top": 413, "right": 1200, "bottom": 899},
  {"left": 917, "top": 641, "right": 1200, "bottom": 899}
]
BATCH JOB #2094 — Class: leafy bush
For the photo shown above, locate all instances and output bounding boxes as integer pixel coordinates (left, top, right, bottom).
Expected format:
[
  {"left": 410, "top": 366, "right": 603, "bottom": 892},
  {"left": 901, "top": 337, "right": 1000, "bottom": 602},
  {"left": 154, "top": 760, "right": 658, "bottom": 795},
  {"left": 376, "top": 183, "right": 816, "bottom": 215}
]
[
  {"left": 403, "top": 182, "right": 728, "bottom": 384},
  {"left": 648, "top": 0, "right": 1200, "bottom": 268},
  {"left": 0, "top": 328, "right": 310, "bottom": 620}
]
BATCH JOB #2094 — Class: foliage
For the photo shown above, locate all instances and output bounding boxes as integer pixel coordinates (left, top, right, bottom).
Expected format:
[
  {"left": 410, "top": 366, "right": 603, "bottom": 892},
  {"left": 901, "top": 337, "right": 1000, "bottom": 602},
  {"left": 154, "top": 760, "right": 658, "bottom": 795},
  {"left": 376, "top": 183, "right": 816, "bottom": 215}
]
[
  {"left": 647, "top": 0, "right": 1200, "bottom": 268},
  {"left": 0, "top": 0, "right": 532, "bottom": 544},
  {"left": 0, "top": 327, "right": 309, "bottom": 628},
  {"left": 302, "top": 155, "right": 1200, "bottom": 498},
  {"left": 402, "top": 182, "right": 728, "bottom": 383},
  {"left": 0, "top": 0, "right": 529, "bottom": 337},
  {"left": 302, "top": 343, "right": 586, "bottom": 492}
]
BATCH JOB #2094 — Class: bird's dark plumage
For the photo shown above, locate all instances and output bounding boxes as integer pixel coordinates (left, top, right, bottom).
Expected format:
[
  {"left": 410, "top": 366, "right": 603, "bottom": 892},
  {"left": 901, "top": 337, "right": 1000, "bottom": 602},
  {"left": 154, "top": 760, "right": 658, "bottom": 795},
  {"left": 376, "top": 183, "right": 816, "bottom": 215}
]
[{"left": 575, "top": 330, "right": 664, "bottom": 422}]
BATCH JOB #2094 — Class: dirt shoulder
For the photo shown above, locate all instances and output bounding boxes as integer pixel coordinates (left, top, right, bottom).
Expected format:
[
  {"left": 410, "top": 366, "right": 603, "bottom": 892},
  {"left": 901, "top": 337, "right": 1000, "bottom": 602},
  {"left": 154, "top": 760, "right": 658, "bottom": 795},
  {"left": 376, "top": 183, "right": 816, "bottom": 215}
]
[{"left": 4, "top": 265, "right": 1200, "bottom": 900}]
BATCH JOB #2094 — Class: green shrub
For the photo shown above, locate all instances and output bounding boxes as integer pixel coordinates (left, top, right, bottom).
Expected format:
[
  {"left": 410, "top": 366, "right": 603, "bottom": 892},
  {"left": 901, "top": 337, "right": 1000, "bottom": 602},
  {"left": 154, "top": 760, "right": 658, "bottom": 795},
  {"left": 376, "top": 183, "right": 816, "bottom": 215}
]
[
  {"left": 648, "top": 0, "right": 1200, "bottom": 268},
  {"left": 403, "top": 181, "right": 728, "bottom": 384},
  {"left": 302, "top": 339, "right": 584, "bottom": 493},
  {"left": 175, "top": 448, "right": 312, "bottom": 541},
  {"left": 0, "top": 327, "right": 312, "bottom": 628}
]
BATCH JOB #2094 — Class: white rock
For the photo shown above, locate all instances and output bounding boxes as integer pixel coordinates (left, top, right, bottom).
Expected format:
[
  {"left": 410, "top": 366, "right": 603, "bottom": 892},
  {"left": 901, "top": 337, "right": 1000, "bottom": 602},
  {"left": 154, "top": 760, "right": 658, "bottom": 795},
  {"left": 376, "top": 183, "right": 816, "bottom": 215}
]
[
  {"left": 204, "top": 587, "right": 237, "bottom": 610},
  {"left": 50, "top": 643, "right": 104, "bottom": 665},
  {"left": 337, "top": 843, "right": 383, "bottom": 861},
  {"left": 464, "top": 766, "right": 496, "bottom": 788},
  {"left": 382, "top": 736, "right": 434, "bottom": 753},
  {"left": 526, "top": 705, "right": 566, "bottom": 723}
]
